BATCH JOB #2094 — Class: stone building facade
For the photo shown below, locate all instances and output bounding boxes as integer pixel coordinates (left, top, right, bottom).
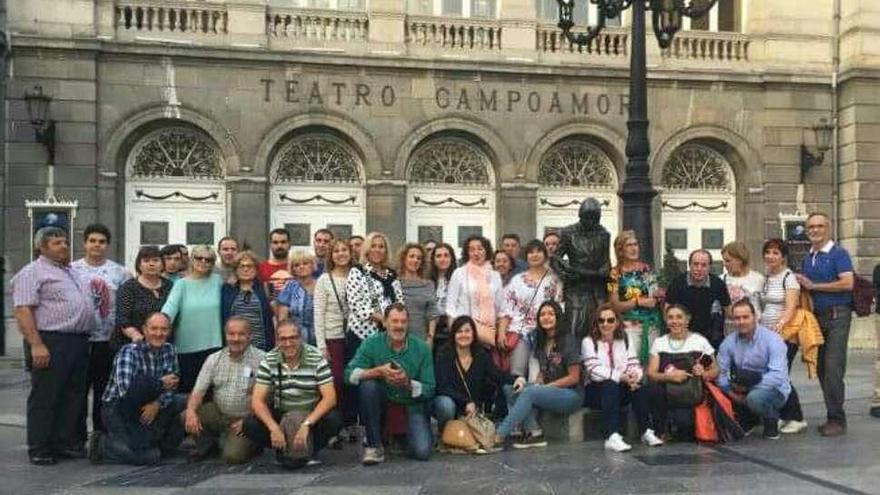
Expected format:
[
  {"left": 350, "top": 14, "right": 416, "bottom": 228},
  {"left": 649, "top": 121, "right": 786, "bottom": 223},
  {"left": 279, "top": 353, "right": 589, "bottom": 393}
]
[{"left": 3, "top": 1, "right": 879, "bottom": 352}]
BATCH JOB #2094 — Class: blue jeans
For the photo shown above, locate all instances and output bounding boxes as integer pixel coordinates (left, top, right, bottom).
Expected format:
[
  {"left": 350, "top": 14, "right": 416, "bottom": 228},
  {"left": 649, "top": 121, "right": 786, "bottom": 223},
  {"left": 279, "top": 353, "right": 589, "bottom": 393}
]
[
  {"left": 584, "top": 381, "right": 651, "bottom": 437},
  {"left": 100, "top": 380, "right": 187, "bottom": 465},
  {"left": 432, "top": 395, "right": 458, "bottom": 432},
  {"left": 358, "top": 379, "right": 432, "bottom": 461},
  {"left": 497, "top": 384, "right": 582, "bottom": 438},
  {"left": 745, "top": 388, "right": 787, "bottom": 421},
  {"left": 816, "top": 307, "right": 852, "bottom": 423}
]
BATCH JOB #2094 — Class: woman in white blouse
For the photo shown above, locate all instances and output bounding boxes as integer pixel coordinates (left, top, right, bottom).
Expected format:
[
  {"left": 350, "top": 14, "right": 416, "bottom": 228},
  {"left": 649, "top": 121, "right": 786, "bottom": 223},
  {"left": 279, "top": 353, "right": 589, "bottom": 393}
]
[
  {"left": 582, "top": 303, "right": 662, "bottom": 452},
  {"left": 314, "top": 239, "right": 352, "bottom": 386},
  {"left": 446, "top": 235, "right": 502, "bottom": 348},
  {"left": 429, "top": 242, "right": 457, "bottom": 350}
]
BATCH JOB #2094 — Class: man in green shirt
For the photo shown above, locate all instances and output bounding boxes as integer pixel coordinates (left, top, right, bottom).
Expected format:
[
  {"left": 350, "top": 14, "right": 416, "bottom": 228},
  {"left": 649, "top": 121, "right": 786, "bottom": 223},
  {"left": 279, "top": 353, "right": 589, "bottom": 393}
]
[
  {"left": 243, "top": 320, "right": 340, "bottom": 468},
  {"left": 345, "top": 302, "right": 435, "bottom": 465}
]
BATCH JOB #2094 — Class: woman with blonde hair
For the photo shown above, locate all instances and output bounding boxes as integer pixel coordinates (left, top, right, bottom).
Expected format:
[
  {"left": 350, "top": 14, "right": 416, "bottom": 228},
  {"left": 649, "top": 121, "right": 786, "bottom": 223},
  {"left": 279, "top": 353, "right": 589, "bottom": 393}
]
[
  {"left": 276, "top": 250, "right": 318, "bottom": 346},
  {"left": 398, "top": 243, "right": 438, "bottom": 345},
  {"left": 721, "top": 240, "right": 765, "bottom": 335},
  {"left": 161, "top": 244, "right": 224, "bottom": 392},
  {"left": 221, "top": 250, "right": 274, "bottom": 350},
  {"left": 346, "top": 232, "right": 404, "bottom": 343},
  {"left": 607, "top": 230, "right": 662, "bottom": 364}
]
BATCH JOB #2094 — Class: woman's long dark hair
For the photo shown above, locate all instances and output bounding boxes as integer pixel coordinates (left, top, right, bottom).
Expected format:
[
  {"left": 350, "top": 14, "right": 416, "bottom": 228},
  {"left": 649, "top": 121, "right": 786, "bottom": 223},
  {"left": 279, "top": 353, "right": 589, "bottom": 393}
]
[
  {"left": 439, "top": 315, "right": 484, "bottom": 359},
  {"left": 533, "top": 300, "right": 565, "bottom": 352},
  {"left": 588, "top": 302, "right": 627, "bottom": 352},
  {"left": 429, "top": 242, "right": 457, "bottom": 285}
]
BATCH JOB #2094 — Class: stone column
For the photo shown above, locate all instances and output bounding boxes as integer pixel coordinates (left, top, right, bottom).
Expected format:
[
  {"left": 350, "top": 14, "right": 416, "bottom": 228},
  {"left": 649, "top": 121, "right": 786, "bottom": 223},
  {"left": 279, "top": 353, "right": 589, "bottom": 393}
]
[
  {"left": 228, "top": 179, "right": 269, "bottom": 256},
  {"left": 227, "top": 0, "right": 268, "bottom": 47},
  {"left": 366, "top": 182, "right": 406, "bottom": 251},
  {"left": 839, "top": 0, "right": 880, "bottom": 275},
  {"left": 368, "top": 0, "right": 405, "bottom": 51},
  {"left": 500, "top": 0, "right": 537, "bottom": 58},
  {"left": 499, "top": 184, "right": 537, "bottom": 245},
  {"left": 744, "top": 0, "right": 833, "bottom": 73}
]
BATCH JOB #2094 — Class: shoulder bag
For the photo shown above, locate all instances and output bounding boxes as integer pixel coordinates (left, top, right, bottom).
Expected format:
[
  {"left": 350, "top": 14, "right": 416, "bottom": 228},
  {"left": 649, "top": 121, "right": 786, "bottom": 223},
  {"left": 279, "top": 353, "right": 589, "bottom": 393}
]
[{"left": 445, "top": 356, "right": 496, "bottom": 451}]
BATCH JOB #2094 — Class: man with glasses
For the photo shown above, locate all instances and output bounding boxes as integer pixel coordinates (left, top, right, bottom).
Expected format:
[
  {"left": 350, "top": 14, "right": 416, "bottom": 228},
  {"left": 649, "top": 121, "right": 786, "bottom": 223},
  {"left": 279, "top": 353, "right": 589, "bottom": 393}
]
[
  {"left": 665, "top": 249, "right": 731, "bottom": 350},
  {"left": 243, "top": 320, "right": 340, "bottom": 468},
  {"left": 795, "top": 212, "right": 855, "bottom": 437}
]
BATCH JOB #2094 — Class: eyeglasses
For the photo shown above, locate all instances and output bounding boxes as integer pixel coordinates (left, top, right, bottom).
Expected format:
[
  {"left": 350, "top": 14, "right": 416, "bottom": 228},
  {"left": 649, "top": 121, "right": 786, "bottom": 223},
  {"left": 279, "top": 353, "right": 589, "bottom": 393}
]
[
  {"left": 277, "top": 335, "right": 301, "bottom": 342},
  {"left": 598, "top": 317, "right": 617, "bottom": 324},
  {"left": 193, "top": 256, "right": 215, "bottom": 263}
]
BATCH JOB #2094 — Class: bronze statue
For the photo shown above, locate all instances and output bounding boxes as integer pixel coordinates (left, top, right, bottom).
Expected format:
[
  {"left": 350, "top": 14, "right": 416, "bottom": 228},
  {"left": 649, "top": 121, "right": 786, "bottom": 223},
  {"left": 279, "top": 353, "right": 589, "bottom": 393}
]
[{"left": 551, "top": 197, "right": 610, "bottom": 339}]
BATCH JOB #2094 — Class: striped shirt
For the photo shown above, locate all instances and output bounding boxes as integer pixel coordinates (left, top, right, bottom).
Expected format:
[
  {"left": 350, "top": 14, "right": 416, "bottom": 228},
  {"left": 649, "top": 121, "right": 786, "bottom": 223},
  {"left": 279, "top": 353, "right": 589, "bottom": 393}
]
[
  {"left": 12, "top": 256, "right": 96, "bottom": 334},
  {"left": 231, "top": 290, "right": 266, "bottom": 350},
  {"left": 193, "top": 346, "right": 265, "bottom": 418},
  {"left": 256, "top": 344, "right": 332, "bottom": 413}
]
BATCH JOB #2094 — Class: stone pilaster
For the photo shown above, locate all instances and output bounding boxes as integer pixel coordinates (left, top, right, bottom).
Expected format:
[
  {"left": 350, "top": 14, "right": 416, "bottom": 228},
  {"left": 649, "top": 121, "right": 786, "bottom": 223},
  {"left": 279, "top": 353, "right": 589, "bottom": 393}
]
[
  {"left": 499, "top": 184, "right": 537, "bottom": 245},
  {"left": 228, "top": 179, "right": 269, "bottom": 256},
  {"left": 366, "top": 182, "right": 406, "bottom": 251}
]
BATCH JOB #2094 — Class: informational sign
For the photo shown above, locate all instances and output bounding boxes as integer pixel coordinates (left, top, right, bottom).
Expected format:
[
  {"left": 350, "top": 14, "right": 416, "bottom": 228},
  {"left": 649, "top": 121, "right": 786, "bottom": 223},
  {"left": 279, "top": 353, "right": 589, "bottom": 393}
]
[{"left": 780, "top": 215, "right": 810, "bottom": 272}]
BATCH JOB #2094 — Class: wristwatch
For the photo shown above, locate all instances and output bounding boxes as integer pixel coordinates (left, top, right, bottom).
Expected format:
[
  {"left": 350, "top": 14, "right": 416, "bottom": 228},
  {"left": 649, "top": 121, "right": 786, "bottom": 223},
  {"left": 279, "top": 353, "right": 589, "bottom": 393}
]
[{"left": 302, "top": 419, "right": 312, "bottom": 428}]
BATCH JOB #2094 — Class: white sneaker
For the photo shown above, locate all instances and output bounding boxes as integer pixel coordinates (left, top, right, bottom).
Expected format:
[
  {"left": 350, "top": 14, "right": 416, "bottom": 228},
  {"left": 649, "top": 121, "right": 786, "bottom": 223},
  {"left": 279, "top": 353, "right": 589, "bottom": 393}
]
[
  {"left": 604, "top": 433, "right": 632, "bottom": 452},
  {"left": 641, "top": 429, "right": 664, "bottom": 447},
  {"left": 779, "top": 420, "right": 808, "bottom": 434},
  {"left": 362, "top": 447, "right": 385, "bottom": 466}
]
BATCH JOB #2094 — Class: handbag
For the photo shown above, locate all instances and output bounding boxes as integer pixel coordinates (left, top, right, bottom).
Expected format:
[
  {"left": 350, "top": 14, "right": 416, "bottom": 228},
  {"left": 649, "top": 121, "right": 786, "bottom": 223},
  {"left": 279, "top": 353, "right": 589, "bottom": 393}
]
[
  {"left": 452, "top": 355, "right": 497, "bottom": 450},
  {"left": 664, "top": 355, "right": 704, "bottom": 408}
]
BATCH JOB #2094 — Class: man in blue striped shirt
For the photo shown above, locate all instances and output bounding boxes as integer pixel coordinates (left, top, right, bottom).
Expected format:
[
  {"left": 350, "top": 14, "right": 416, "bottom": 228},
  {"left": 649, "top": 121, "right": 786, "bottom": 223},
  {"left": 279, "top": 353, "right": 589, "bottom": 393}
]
[
  {"left": 718, "top": 300, "right": 791, "bottom": 440},
  {"left": 89, "top": 312, "right": 186, "bottom": 465}
]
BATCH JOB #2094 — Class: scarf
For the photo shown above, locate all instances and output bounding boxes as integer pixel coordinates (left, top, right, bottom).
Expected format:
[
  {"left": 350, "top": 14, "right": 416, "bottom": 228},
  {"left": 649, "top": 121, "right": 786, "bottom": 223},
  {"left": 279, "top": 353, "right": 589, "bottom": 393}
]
[
  {"left": 363, "top": 263, "right": 398, "bottom": 302},
  {"left": 466, "top": 261, "right": 495, "bottom": 333}
]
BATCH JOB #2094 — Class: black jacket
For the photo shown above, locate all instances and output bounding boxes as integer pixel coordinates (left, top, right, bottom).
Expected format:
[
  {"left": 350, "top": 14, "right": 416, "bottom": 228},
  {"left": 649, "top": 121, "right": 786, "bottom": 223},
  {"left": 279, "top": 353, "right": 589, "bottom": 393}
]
[{"left": 434, "top": 345, "right": 512, "bottom": 415}]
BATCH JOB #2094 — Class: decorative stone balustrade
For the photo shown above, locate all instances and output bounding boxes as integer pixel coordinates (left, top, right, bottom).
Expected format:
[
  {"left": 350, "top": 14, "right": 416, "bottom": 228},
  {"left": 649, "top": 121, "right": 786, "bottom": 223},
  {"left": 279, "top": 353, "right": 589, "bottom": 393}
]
[
  {"left": 537, "top": 24, "right": 628, "bottom": 57},
  {"left": 662, "top": 30, "right": 750, "bottom": 62},
  {"left": 115, "top": 1, "right": 228, "bottom": 35},
  {"left": 267, "top": 8, "right": 368, "bottom": 43},
  {"left": 406, "top": 17, "right": 502, "bottom": 51}
]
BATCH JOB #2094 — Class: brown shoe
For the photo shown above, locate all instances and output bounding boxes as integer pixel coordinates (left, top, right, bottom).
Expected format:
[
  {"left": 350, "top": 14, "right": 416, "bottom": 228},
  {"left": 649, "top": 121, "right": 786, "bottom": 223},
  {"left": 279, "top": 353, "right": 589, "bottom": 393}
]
[{"left": 818, "top": 421, "right": 846, "bottom": 437}]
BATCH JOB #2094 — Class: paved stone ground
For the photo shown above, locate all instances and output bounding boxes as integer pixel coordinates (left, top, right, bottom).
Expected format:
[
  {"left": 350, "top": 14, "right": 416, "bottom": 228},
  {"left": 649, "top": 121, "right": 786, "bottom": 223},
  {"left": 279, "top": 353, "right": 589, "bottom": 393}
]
[{"left": 1, "top": 351, "right": 878, "bottom": 495}]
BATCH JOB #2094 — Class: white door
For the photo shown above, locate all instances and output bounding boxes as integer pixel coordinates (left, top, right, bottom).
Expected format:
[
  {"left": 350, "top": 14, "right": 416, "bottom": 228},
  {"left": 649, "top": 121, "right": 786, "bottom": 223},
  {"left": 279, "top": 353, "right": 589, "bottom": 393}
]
[
  {"left": 407, "top": 187, "right": 495, "bottom": 258},
  {"left": 124, "top": 181, "right": 227, "bottom": 268},
  {"left": 660, "top": 191, "right": 735, "bottom": 274},
  {"left": 270, "top": 184, "right": 366, "bottom": 251}
]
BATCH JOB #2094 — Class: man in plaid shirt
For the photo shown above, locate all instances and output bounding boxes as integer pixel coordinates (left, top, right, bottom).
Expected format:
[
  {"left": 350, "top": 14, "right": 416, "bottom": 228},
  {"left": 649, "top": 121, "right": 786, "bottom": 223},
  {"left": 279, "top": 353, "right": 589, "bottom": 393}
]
[{"left": 89, "top": 312, "right": 186, "bottom": 465}]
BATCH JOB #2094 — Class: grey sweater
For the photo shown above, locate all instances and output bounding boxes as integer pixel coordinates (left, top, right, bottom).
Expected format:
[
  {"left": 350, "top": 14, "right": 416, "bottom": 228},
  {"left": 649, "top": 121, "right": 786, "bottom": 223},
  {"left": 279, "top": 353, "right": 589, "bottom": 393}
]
[{"left": 400, "top": 278, "right": 439, "bottom": 339}]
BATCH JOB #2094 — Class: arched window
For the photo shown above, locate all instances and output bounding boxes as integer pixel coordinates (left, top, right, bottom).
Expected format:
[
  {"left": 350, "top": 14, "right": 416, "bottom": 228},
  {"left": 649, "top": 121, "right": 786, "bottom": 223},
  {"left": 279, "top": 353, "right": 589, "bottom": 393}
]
[
  {"left": 129, "top": 127, "right": 224, "bottom": 179},
  {"left": 538, "top": 138, "right": 615, "bottom": 188},
  {"left": 661, "top": 143, "right": 733, "bottom": 192},
  {"left": 408, "top": 136, "right": 492, "bottom": 185},
  {"left": 271, "top": 132, "right": 362, "bottom": 184}
]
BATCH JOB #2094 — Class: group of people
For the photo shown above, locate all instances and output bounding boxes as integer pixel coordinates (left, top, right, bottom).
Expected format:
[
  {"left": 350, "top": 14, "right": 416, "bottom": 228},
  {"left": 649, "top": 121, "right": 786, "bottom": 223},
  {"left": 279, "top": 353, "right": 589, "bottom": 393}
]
[{"left": 11, "top": 208, "right": 871, "bottom": 468}]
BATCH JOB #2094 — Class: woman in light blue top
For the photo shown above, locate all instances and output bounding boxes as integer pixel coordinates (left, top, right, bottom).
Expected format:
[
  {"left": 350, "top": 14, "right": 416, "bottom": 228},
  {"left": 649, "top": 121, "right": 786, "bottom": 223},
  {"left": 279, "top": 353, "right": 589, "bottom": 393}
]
[
  {"left": 276, "top": 250, "right": 317, "bottom": 346},
  {"left": 161, "top": 244, "right": 223, "bottom": 392}
]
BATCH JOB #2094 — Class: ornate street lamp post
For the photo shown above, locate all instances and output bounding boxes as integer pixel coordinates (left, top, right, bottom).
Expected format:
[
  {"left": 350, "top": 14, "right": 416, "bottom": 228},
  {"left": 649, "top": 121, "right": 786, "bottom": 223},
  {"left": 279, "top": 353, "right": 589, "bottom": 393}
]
[{"left": 556, "top": 0, "right": 717, "bottom": 264}]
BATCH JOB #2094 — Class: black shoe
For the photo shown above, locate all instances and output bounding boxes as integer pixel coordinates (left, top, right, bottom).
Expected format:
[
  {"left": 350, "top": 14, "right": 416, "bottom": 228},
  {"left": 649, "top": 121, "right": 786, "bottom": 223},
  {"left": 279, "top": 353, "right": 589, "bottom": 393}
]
[
  {"left": 29, "top": 454, "right": 58, "bottom": 466},
  {"left": 55, "top": 445, "right": 87, "bottom": 459},
  {"left": 870, "top": 406, "right": 880, "bottom": 419},
  {"left": 88, "top": 432, "right": 103, "bottom": 464},
  {"left": 513, "top": 433, "right": 547, "bottom": 449},
  {"left": 763, "top": 419, "right": 780, "bottom": 440}
]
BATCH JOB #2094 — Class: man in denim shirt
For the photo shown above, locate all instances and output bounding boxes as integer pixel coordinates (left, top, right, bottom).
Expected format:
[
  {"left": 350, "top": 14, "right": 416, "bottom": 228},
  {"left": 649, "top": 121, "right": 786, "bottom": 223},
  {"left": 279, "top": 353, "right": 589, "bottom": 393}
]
[
  {"left": 718, "top": 300, "right": 791, "bottom": 440},
  {"left": 795, "top": 212, "right": 854, "bottom": 437}
]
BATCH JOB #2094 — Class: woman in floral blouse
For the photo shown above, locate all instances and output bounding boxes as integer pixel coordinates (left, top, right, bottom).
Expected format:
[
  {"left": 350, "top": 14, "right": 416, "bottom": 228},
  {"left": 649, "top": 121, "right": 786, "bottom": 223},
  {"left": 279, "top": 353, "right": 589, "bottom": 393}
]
[
  {"left": 607, "top": 230, "right": 662, "bottom": 364},
  {"left": 496, "top": 240, "right": 563, "bottom": 372},
  {"left": 275, "top": 251, "right": 318, "bottom": 346}
]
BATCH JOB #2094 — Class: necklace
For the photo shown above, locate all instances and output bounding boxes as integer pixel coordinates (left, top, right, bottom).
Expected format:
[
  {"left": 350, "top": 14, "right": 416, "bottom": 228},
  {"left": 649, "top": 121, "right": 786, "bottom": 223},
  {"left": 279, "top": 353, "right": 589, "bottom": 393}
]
[{"left": 668, "top": 332, "right": 688, "bottom": 351}]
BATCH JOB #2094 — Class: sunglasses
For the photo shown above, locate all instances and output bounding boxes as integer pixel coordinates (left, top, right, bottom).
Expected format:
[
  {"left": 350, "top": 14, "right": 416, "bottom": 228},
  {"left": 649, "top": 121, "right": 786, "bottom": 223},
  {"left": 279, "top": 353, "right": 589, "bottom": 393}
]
[
  {"left": 598, "top": 317, "right": 617, "bottom": 324},
  {"left": 193, "top": 256, "right": 215, "bottom": 263}
]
